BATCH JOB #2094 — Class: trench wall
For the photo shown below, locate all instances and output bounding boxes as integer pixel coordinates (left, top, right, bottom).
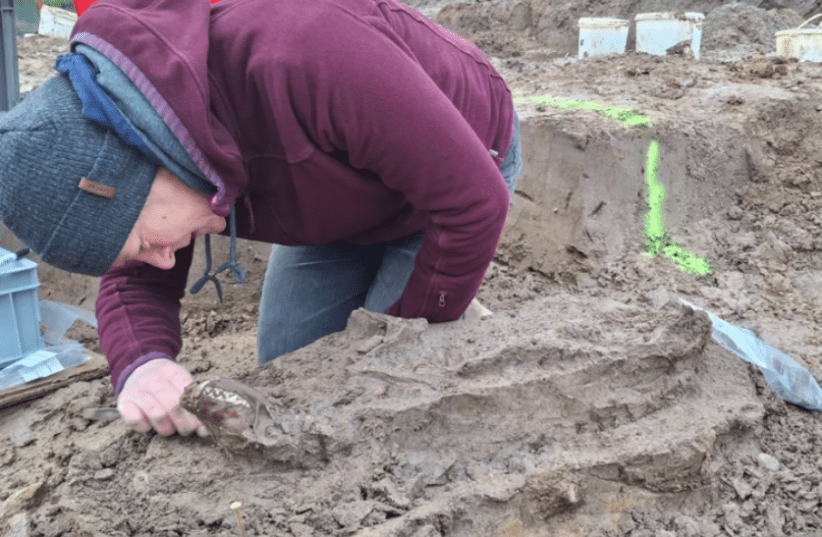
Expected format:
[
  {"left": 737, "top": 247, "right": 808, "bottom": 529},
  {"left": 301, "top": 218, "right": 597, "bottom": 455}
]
[{"left": 497, "top": 109, "right": 751, "bottom": 277}]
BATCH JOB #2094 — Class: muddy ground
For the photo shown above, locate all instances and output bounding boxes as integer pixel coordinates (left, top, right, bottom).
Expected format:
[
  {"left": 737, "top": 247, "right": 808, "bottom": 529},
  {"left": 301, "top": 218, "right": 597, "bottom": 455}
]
[{"left": 5, "top": 1, "right": 822, "bottom": 536}]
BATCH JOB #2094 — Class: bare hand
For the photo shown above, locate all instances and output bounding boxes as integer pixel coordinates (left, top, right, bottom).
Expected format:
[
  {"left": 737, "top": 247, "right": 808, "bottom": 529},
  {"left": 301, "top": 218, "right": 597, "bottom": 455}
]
[{"left": 117, "top": 358, "right": 209, "bottom": 437}]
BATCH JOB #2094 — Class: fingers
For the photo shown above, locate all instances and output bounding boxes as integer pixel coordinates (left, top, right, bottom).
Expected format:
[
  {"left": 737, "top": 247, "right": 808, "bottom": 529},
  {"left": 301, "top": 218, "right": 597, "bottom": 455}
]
[
  {"left": 142, "top": 392, "right": 178, "bottom": 437},
  {"left": 117, "top": 359, "right": 207, "bottom": 438},
  {"left": 157, "top": 367, "right": 201, "bottom": 437},
  {"left": 166, "top": 405, "right": 201, "bottom": 437},
  {"left": 117, "top": 398, "right": 153, "bottom": 434},
  {"left": 119, "top": 378, "right": 176, "bottom": 436}
]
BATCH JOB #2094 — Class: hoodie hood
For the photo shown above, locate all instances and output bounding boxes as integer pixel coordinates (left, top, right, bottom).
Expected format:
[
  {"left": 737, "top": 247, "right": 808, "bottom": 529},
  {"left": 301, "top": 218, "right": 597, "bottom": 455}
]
[{"left": 70, "top": 0, "right": 247, "bottom": 216}]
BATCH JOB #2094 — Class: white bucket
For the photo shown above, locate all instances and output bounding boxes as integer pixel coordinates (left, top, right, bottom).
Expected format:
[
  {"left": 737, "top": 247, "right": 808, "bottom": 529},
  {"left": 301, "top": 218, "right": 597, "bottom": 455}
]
[
  {"left": 635, "top": 12, "right": 704, "bottom": 60},
  {"left": 775, "top": 14, "right": 822, "bottom": 62},
  {"left": 38, "top": 5, "right": 78, "bottom": 41},
  {"left": 578, "top": 18, "right": 630, "bottom": 59}
]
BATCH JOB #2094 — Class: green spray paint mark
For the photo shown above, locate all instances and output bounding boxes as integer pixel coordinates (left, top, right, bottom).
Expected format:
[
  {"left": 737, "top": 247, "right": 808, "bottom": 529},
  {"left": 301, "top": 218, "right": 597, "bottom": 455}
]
[
  {"left": 513, "top": 95, "right": 653, "bottom": 127},
  {"left": 644, "top": 141, "right": 711, "bottom": 275},
  {"left": 515, "top": 94, "right": 711, "bottom": 275},
  {"left": 644, "top": 140, "right": 666, "bottom": 253}
]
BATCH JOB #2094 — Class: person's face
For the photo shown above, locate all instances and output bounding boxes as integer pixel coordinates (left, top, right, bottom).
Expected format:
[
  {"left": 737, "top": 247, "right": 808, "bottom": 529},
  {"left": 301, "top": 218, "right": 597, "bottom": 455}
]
[{"left": 112, "top": 169, "right": 226, "bottom": 270}]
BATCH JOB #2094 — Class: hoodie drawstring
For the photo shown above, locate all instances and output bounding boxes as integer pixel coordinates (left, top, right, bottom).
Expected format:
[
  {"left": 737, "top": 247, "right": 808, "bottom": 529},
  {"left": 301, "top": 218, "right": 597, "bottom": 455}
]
[
  {"left": 243, "top": 191, "right": 255, "bottom": 234},
  {"left": 189, "top": 204, "right": 248, "bottom": 300}
]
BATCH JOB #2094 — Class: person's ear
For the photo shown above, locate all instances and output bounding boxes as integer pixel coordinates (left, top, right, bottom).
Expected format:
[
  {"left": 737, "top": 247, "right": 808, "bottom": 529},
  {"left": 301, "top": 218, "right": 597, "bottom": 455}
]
[{"left": 140, "top": 245, "right": 176, "bottom": 270}]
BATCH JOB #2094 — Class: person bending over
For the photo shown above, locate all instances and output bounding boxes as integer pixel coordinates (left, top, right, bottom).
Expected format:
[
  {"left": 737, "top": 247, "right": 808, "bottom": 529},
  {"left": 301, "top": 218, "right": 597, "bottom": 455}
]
[{"left": 0, "top": 0, "right": 522, "bottom": 437}]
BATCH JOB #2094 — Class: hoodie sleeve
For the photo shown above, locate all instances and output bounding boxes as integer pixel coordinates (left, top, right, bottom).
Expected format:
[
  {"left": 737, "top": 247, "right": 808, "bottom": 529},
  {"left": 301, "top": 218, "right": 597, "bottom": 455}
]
[
  {"left": 96, "top": 242, "right": 193, "bottom": 394},
  {"left": 279, "top": 11, "right": 511, "bottom": 322}
]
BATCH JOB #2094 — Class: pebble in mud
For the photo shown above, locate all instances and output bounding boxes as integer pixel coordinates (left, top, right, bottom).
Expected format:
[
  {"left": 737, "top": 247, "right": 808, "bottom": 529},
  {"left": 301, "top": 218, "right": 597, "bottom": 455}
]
[
  {"left": 757, "top": 453, "right": 781, "bottom": 471},
  {"left": 93, "top": 469, "right": 115, "bottom": 481},
  {"left": 732, "top": 478, "right": 752, "bottom": 499}
]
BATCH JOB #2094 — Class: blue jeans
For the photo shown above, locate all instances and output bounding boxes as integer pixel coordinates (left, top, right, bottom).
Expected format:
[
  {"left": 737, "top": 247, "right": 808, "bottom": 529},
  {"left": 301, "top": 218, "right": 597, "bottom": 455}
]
[{"left": 258, "top": 113, "right": 523, "bottom": 364}]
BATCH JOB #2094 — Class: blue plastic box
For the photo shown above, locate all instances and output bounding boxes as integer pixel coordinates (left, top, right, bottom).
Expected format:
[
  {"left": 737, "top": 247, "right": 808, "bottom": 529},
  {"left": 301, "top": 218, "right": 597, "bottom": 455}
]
[{"left": 0, "top": 246, "right": 42, "bottom": 368}]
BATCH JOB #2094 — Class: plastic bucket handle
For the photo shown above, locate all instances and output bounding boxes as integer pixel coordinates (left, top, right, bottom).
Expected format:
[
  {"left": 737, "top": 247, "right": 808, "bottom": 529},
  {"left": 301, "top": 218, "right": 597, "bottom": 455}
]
[{"left": 796, "top": 13, "right": 822, "bottom": 31}]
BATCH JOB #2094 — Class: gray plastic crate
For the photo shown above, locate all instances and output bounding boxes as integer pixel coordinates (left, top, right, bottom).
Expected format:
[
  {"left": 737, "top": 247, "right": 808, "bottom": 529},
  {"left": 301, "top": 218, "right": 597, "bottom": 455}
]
[
  {"left": 0, "top": 0, "right": 18, "bottom": 111},
  {"left": 0, "top": 246, "right": 42, "bottom": 367}
]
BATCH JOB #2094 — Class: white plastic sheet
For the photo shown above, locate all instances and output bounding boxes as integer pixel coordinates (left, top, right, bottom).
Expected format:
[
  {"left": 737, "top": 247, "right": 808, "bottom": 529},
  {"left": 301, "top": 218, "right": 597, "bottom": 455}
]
[
  {"left": 681, "top": 298, "right": 822, "bottom": 411},
  {"left": 0, "top": 301, "right": 97, "bottom": 391}
]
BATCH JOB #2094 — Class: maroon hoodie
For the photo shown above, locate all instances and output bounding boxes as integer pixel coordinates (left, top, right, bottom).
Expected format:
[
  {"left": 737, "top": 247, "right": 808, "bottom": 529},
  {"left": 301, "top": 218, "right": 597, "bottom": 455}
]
[{"left": 73, "top": 0, "right": 514, "bottom": 393}]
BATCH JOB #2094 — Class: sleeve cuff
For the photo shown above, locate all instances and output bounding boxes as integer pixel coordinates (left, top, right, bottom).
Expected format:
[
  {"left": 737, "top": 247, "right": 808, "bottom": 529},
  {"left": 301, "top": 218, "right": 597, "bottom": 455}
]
[{"left": 113, "top": 351, "right": 175, "bottom": 396}]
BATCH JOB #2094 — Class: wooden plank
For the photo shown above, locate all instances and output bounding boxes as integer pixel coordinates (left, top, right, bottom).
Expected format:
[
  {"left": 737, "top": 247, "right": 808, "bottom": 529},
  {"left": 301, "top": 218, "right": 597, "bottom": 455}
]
[{"left": 0, "top": 351, "right": 108, "bottom": 410}]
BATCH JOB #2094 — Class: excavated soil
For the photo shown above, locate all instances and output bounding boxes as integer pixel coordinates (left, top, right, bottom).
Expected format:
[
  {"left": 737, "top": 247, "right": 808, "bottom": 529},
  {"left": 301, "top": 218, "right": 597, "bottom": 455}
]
[{"left": 5, "top": 2, "right": 822, "bottom": 536}]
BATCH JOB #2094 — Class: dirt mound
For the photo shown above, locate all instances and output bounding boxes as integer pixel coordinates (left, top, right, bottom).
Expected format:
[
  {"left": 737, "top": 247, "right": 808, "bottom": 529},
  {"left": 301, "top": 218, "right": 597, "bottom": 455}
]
[
  {"left": 2, "top": 297, "right": 763, "bottom": 536},
  {"left": 702, "top": 3, "right": 804, "bottom": 56},
  {"left": 435, "top": 0, "right": 813, "bottom": 58}
]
